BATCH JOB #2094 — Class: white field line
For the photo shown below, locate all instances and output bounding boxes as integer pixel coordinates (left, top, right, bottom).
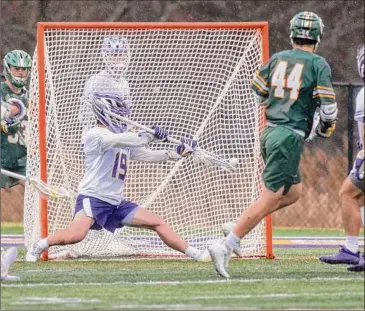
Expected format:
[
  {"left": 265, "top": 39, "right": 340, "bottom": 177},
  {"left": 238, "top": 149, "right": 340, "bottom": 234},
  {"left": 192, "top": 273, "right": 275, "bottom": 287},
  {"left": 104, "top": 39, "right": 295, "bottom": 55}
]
[
  {"left": 12, "top": 297, "right": 101, "bottom": 305},
  {"left": 111, "top": 304, "right": 257, "bottom": 310},
  {"left": 190, "top": 292, "right": 364, "bottom": 300},
  {"left": 1, "top": 276, "right": 363, "bottom": 288}
]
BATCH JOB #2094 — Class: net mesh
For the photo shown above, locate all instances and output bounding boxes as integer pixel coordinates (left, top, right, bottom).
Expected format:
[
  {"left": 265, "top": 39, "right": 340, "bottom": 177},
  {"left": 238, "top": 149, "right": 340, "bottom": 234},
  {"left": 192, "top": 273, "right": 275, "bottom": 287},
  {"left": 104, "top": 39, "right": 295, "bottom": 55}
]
[{"left": 24, "top": 25, "right": 267, "bottom": 258}]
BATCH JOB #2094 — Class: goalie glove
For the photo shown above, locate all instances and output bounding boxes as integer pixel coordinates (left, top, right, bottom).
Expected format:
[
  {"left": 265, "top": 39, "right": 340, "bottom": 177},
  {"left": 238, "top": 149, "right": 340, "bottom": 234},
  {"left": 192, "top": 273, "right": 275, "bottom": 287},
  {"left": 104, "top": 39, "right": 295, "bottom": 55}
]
[
  {"left": 176, "top": 138, "right": 197, "bottom": 157},
  {"left": 151, "top": 125, "right": 168, "bottom": 142},
  {"left": 316, "top": 120, "right": 336, "bottom": 138}
]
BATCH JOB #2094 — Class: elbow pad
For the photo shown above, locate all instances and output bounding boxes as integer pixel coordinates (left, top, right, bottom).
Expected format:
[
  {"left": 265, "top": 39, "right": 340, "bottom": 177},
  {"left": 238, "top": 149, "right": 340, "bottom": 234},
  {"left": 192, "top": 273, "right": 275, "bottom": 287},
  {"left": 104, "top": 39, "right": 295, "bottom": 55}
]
[{"left": 320, "top": 102, "right": 338, "bottom": 123}]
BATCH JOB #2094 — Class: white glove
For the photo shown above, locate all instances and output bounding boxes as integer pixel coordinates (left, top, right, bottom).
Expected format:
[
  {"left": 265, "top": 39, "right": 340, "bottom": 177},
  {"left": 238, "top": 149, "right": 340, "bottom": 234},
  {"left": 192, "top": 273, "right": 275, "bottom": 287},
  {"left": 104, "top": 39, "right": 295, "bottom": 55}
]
[{"left": 1, "top": 101, "right": 12, "bottom": 122}]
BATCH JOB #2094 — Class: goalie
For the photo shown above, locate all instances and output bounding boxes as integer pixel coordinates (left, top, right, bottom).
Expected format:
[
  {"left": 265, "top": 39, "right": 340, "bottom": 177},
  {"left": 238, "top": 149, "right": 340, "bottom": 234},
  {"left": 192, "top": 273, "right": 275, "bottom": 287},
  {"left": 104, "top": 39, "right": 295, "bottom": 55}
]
[{"left": 26, "top": 92, "right": 210, "bottom": 262}]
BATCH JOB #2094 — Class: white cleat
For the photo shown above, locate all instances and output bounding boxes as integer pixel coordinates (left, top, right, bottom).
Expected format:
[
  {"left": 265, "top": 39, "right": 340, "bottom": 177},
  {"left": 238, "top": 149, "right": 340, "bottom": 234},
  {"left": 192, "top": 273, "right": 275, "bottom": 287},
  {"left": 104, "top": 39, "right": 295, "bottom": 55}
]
[
  {"left": 208, "top": 242, "right": 230, "bottom": 278},
  {"left": 1, "top": 247, "right": 19, "bottom": 281},
  {"left": 196, "top": 249, "right": 212, "bottom": 262},
  {"left": 222, "top": 221, "right": 243, "bottom": 257},
  {"left": 26, "top": 242, "right": 43, "bottom": 262}
]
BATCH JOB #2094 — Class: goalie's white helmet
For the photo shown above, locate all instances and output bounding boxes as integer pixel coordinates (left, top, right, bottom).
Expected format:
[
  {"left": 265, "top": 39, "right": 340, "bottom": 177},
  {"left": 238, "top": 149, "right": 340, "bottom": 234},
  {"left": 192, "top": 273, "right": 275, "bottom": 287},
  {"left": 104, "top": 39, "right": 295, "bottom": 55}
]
[
  {"left": 90, "top": 91, "right": 132, "bottom": 133},
  {"left": 102, "top": 36, "right": 131, "bottom": 78}
]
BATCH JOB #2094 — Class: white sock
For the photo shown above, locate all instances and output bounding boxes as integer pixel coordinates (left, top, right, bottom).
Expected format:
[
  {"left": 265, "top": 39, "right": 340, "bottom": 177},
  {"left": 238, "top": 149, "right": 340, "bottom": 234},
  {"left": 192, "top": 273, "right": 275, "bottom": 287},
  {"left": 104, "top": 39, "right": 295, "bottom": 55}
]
[
  {"left": 345, "top": 236, "right": 359, "bottom": 254},
  {"left": 225, "top": 231, "right": 241, "bottom": 250},
  {"left": 360, "top": 206, "right": 364, "bottom": 226},
  {"left": 38, "top": 238, "right": 49, "bottom": 251},
  {"left": 185, "top": 246, "right": 201, "bottom": 260}
]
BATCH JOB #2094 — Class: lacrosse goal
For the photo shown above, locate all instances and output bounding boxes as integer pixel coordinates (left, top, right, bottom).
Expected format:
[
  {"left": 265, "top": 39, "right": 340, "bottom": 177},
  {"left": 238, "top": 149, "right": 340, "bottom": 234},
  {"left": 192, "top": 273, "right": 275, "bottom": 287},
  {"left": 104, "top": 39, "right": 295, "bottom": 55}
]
[{"left": 24, "top": 22, "right": 273, "bottom": 260}]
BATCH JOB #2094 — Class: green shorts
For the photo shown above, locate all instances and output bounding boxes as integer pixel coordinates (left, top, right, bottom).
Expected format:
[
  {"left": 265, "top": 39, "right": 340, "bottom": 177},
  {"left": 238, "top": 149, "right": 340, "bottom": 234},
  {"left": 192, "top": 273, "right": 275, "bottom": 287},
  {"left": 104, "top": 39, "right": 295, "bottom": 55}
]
[
  {"left": 1, "top": 143, "right": 27, "bottom": 189},
  {"left": 260, "top": 126, "right": 304, "bottom": 195}
]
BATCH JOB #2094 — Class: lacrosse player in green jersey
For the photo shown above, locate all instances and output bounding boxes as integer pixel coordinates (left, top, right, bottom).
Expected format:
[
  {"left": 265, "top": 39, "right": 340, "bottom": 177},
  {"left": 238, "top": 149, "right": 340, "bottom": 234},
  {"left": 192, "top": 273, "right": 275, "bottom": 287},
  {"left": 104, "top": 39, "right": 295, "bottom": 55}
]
[
  {"left": 210, "top": 11, "right": 338, "bottom": 278},
  {"left": 1, "top": 50, "right": 31, "bottom": 193}
]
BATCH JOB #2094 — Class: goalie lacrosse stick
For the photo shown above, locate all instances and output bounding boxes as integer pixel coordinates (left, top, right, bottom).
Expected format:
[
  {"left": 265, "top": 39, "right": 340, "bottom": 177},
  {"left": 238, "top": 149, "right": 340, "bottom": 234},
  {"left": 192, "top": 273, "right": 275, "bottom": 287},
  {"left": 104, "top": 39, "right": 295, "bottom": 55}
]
[
  {"left": 1, "top": 169, "right": 70, "bottom": 199},
  {"left": 104, "top": 110, "right": 238, "bottom": 171}
]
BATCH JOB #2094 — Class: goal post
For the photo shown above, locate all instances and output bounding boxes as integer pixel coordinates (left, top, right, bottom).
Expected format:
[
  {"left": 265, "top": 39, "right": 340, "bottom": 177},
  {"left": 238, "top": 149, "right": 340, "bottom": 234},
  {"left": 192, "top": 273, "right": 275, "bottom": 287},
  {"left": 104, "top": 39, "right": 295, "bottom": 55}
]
[{"left": 25, "top": 21, "right": 273, "bottom": 260}]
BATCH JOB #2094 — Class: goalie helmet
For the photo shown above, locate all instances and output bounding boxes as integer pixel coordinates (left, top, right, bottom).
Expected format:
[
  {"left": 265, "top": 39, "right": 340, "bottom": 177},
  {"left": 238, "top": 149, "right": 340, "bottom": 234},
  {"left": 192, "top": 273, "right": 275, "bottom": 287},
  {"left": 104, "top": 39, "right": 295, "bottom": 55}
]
[
  {"left": 101, "top": 36, "right": 131, "bottom": 78},
  {"left": 90, "top": 91, "right": 132, "bottom": 133},
  {"left": 289, "top": 12, "right": 324, "bottom": 46},
  {"left": 357, "top": 45, "right": 364, "bottom": 80},
  {"left": 3, "top": 50, "right": 32, "bottom": 88}
]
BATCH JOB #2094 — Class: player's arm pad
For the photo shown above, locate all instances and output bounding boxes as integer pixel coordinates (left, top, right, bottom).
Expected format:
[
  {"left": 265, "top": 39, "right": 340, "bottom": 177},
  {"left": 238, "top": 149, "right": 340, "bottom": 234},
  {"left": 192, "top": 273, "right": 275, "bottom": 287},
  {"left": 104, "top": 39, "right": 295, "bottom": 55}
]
[
  {"left": 130, "top": 147, "right": 171, "bottom": 162},
  {"left": 100, "top": 132, "right": 155, "bottom": 151},
  {"left": 316, "top": 102, "right": 338, "bottom": 138}
]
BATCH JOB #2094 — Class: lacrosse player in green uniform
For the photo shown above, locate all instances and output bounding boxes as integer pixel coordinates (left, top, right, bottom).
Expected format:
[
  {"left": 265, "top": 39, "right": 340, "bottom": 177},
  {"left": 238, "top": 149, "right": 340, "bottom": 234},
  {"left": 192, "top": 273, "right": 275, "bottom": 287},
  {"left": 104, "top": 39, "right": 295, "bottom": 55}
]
[
  {"left": 209, "top": 11, "right": 338, "bottom": 278},
  {"left": 1, "top": 50, "right": 32, "bottom": 193}
]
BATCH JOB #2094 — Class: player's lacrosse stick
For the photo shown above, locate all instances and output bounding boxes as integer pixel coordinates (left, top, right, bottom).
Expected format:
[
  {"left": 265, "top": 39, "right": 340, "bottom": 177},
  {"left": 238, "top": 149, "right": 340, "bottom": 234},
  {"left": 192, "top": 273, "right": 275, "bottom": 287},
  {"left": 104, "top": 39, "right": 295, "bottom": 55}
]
[
  {"left": 306, "top": 109, "right": 320, "bottom": 142},
  {"left": 104, "top": 110, "right": 238, "bottom": 171},
  {"left": 1, "top": 169, "right": 70, "bottom": 199}
]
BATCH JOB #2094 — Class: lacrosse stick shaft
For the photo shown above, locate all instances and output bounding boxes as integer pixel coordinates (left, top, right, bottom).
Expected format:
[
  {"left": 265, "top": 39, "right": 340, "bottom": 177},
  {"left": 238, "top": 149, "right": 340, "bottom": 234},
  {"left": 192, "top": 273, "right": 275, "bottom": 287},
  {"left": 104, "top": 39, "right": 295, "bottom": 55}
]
[
  {"left": 1, "top": 169, "right": 27, "bottom": 181},
  {"left": 105, "top": 110, "right": 181, "bottom": 145}
]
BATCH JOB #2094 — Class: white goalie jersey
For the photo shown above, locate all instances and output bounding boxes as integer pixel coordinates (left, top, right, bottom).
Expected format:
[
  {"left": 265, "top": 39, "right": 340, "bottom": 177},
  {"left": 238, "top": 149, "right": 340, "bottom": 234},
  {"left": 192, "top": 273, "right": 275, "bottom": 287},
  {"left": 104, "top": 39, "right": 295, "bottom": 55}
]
[
  {"left": 79, "top": 71, "right": 131, "bottom": 138},
  {"left": 78, "top": 126, "right": 171, "bottom": 205}
]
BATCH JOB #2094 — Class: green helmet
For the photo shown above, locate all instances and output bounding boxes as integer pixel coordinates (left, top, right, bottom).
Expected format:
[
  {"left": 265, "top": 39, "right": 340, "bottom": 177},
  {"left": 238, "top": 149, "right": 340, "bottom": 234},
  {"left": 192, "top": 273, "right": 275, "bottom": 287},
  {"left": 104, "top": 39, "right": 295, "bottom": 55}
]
[
  {"left": 3, "top": 50, "right": 32, "bottom": 88},
  {"left": 290, "top": 11, "right": 324, "bottom": 43}
]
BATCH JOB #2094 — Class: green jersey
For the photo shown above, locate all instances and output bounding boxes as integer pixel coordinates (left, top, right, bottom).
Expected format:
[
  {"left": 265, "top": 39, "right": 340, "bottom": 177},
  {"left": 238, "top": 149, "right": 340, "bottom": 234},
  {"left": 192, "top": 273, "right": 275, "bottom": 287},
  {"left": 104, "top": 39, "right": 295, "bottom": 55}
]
[
  {"left": 252, "top": 49, "right": 336, "bottom": 138},
  {"left": 1, "top": 81, "right": 28, "bottom": 169}
]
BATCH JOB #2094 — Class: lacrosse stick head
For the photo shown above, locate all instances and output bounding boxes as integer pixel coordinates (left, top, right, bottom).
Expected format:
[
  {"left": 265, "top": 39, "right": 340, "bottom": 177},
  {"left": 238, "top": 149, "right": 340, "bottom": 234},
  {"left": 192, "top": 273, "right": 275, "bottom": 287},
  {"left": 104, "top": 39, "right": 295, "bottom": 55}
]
[
  {"left": 101, "top": 36, "right": 131, "bottom": 78},
  {"left": 29, "top": 177, "right": 70, "bottom": 200},
  {"left": 191, "top": 148, "right": 238, "bottom": 172},
  {"left": 89, "top": 91, "right": 132, "bottom": 133}
]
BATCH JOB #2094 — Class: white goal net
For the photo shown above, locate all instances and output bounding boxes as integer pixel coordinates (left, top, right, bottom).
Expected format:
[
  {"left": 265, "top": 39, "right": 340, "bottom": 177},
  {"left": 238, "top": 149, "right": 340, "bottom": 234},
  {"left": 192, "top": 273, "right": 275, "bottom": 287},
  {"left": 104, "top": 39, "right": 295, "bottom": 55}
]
[{"left": 24, "top": 23, "right": 269, "bottom": 259}]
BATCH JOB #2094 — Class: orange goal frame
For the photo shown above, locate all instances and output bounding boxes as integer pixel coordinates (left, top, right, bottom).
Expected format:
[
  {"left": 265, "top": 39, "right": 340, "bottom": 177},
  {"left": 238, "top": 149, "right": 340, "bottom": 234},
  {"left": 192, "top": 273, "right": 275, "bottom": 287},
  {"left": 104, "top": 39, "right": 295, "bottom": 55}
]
[{"left": 36, "top": 21, "right": 272, "bottom": 260}]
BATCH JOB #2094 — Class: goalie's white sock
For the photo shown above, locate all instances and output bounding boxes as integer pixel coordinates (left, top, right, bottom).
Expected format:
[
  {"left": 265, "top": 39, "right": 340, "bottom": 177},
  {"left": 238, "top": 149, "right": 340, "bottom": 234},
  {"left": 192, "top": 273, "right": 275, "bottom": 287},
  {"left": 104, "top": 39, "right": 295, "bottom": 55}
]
[
  {"left": 345, "top": 236, "right": 359, "bottom": 254},
  {"left": 38, "top": 238, "right": 49, "bottom": 251},
  {"left": 360, "top": 206, "right": 364, "bottom": 226},
  {"left": 225, "top": 231, "right": 241, "bottom": 251},
  {"left": 185, "top": 246, "right": 202, "bottom": 260}
]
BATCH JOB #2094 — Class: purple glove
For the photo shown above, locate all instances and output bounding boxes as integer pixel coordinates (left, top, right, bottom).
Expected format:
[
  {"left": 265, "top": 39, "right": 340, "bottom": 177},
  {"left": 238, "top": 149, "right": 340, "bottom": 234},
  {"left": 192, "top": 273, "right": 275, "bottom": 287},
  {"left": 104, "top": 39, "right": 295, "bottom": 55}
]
[
  {"left": 151, "top": 126, "right": 168, "bottom": 141},
  {"left": 176, "top": 138, "right": 197, "bottom": 157}
]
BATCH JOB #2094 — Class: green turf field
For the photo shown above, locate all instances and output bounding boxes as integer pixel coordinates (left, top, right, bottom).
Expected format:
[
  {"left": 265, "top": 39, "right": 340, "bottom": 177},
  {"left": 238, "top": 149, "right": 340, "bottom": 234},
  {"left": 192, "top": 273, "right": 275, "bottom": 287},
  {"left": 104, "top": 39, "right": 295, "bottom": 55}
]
[
  {"left": 1, "top": 223, "right": 364, "bottom": 310},
  {"left": 1, "top": 222, "right": 357, "bottom": 236},
  {"left": 1, "top": 247, "right": 364, "bottom": 310}
]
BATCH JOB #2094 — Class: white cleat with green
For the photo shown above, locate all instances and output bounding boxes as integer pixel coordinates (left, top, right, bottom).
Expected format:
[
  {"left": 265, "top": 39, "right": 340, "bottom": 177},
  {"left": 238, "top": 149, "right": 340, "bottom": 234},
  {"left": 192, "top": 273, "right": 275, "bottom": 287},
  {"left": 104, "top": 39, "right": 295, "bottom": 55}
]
[
  {"left": 208, "top": 241, "right": 231, "bottom": 279},
  {"left": 222, "top": 221, "right": 243, "bottom": 257},
  {"left": 26, "top": 242, "right": 43, "bottom": 262}
]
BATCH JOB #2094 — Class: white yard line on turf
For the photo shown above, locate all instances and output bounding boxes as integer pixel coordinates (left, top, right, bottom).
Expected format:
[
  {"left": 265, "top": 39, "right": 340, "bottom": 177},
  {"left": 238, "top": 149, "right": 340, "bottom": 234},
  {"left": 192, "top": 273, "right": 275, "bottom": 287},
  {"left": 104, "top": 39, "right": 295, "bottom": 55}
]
[
  {"left": 190, "top": 292, "right": 364, "bottom": 300},
  {"left": 1, "top": 277, "right": 363, "bottom": 287}
]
